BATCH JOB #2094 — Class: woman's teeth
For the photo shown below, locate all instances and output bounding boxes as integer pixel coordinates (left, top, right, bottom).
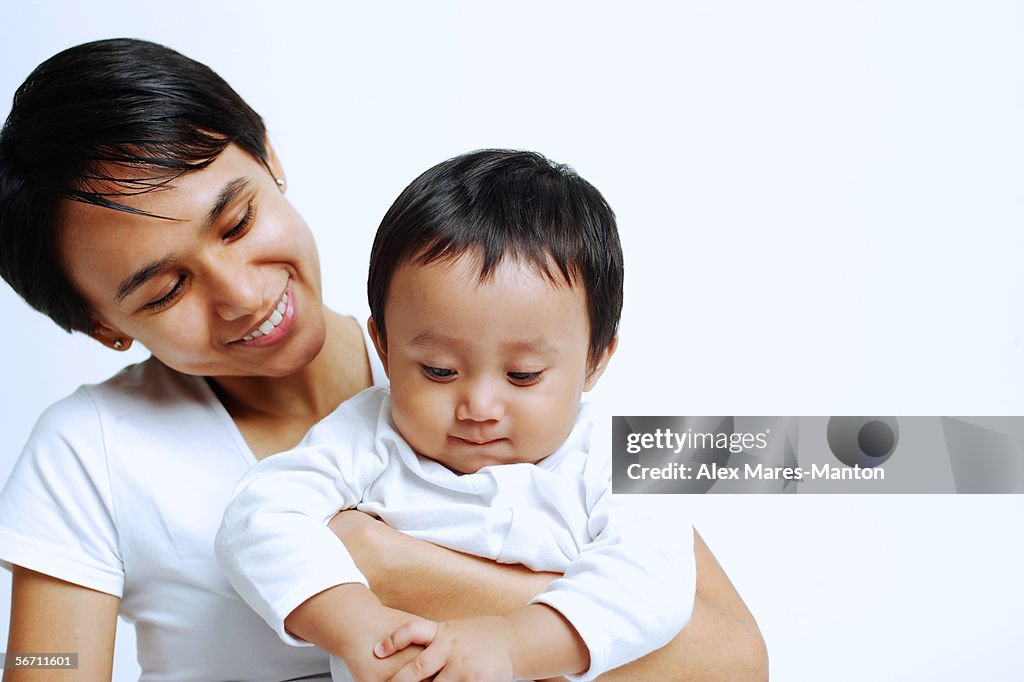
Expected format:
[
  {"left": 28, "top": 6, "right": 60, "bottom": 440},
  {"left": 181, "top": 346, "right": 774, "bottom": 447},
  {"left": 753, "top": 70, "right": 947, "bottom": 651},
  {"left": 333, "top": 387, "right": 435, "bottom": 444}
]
[{"left": 242, "top": 293, "right": 288, "bottom": 341}]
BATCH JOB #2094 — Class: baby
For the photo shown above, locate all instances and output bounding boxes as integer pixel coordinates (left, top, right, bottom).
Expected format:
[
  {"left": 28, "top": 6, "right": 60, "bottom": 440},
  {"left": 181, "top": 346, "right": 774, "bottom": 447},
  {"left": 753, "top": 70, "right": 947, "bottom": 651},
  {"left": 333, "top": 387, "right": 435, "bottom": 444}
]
[{"left": 216, "top": 150, "right": 695, "bottom": 681}]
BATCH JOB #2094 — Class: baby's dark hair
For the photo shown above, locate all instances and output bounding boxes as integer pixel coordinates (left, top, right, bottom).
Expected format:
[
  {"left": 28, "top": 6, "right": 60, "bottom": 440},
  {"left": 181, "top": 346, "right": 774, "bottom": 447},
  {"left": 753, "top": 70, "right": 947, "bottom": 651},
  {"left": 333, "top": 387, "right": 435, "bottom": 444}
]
[
  {"left": 368, "top": 149, "right": 623, "bottom": 369},
  {"left": 0, "top": 38, "right": 270, "bottom": 334}
]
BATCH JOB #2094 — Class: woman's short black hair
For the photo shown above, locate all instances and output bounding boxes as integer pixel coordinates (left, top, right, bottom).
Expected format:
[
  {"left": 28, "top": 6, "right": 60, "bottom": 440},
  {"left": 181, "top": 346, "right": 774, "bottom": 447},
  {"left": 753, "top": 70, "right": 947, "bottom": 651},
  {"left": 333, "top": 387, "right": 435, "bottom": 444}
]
[
  {"left": 368, "top": 149, "right": 624, "bottom": 369},
  {"left": 0, "top": 38, "right": 270, "bottom": 334}
]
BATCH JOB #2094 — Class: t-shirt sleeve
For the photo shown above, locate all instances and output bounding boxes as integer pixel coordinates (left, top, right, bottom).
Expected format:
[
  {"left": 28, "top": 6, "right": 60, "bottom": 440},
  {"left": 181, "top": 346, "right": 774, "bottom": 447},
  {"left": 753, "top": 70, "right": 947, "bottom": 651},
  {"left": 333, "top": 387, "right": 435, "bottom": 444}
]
[
  {"left": 0, "top": 388, "right": 124, "bottom": 597},
  {"left": 215, "top": 388, "right": 390, "bottom": 646},
  {"left": 530, "top": 449, "right": 696, "bottom": 680}
]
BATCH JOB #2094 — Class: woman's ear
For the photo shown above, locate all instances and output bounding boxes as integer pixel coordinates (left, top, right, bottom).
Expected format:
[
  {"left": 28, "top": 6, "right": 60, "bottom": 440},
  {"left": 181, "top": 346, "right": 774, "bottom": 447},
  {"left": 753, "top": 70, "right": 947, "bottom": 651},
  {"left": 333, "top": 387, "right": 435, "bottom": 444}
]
[
  {"left": 583, "top": 335, "right": 618, "bottom": 391},
  {"left": 90, "top": 319, "right": 133, "bottom": 352},
  {"left": 264, "top": 136, "right": 286, "bottom": 192},
  {"left": 367, "top": 317, "right": 390, "bottom": 379}
]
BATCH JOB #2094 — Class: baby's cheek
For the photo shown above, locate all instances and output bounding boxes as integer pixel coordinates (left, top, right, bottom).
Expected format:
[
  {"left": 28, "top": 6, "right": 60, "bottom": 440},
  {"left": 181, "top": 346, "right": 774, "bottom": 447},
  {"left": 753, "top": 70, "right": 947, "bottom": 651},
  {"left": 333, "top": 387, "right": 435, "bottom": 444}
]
[
  {"left": 531, "top": 395, "right": 582, "bottom": 452},
  {"left": 392, "top": 389, "right": 445, "bottom": 452}
]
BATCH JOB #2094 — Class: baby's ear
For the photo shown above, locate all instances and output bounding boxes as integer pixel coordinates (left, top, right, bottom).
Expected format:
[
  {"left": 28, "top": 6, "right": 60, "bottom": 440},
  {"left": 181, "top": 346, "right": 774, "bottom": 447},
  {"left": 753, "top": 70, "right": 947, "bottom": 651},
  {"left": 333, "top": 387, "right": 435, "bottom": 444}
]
[
  {"left": 583, "top": 335, "right": 618, "bottom": 391},
  {"left": 367, "top": 317, "right": 390, "bottom": 378}
]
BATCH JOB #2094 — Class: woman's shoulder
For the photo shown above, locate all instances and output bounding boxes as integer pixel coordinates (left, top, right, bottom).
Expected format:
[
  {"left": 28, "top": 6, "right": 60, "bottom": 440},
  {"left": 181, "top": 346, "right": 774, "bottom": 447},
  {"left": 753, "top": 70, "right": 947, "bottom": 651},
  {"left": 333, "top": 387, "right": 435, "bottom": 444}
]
[
  {"left": 81, "top": 355, "right": 208, "bottom": 402},
  {"left": 0, "top": 357, "right": 211, "bottom": 598},
  {"left": 32, "top": 356, "right": 214, "bottom": 444}
]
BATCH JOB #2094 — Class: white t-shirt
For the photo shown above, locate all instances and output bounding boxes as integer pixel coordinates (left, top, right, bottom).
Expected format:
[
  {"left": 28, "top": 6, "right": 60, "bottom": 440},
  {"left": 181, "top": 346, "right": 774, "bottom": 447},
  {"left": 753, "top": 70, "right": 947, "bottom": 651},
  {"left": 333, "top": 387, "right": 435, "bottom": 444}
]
[
  {"left": 217, "top": 386, "right": 696, "bottom": 681},
  {"left": 0, "top": 324, "right": 387, "bottom": 682}
]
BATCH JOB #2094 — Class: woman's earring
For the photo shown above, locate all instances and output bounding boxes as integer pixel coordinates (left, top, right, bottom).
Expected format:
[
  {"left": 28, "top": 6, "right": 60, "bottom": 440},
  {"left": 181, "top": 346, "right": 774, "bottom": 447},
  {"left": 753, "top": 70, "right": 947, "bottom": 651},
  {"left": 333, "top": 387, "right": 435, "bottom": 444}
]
[
  {"left": 276, "top": 178, "right": 285, "bottom": 191},
  {"left": 113, "top": 339, "right": 124, "bottom": 350}
]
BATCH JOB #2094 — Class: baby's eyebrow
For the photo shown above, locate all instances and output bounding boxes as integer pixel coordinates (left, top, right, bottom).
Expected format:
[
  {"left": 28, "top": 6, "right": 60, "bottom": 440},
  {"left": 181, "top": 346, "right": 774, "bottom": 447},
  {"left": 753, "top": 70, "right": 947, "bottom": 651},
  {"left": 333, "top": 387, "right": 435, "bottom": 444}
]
[
  {"left": 501, "top": 338, "right": 560, "bottom": 355},
  {"left": 409, "top": 331, "right": 559, "bottom": 356},
  {"left": 410, "top": 331, "right": 461, "bottom": 348}
]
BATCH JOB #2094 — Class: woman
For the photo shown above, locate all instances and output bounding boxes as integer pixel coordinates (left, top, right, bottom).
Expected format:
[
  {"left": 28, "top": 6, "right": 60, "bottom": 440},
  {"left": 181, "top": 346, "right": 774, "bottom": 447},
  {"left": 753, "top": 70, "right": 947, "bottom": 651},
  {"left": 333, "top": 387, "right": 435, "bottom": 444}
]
[{"left": 0, "top": 39, "right": 765, "bottom": 681}]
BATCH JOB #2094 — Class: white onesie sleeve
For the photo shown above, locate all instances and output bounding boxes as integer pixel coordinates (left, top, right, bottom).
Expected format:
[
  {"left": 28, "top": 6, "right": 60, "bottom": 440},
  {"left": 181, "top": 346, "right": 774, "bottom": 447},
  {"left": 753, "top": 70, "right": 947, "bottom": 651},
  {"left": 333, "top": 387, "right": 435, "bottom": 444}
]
[
  {"left": 530, "top": 449, "right": 696, "bottom": 680},
  {"left": 215, "top": 387, "right": 391, "bottom": 645},
  {"left": 0, "top": 388, "right": 124, "bottom": 597}
]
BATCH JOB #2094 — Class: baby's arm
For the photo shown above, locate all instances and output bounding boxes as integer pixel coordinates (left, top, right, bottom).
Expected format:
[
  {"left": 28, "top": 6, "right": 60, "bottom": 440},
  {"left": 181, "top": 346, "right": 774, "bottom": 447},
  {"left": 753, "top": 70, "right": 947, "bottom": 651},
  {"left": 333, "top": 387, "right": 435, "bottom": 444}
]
[
  {"left": 530, "top": 487, "right": 697, "bottom": 679},
  {"left": 291, "top": 580, "right": 430, "bottom": 681},
  {"left": 216, "top": 440, "right": 374, "bottom": 641},
  {"left": 217, "top": 439, "right": 431, "bottom": 679},
  {"left": 376, "top": 603, "right": 588, "bottom": 682},
  {"left": 215, "top": 392, "right": 394, "bottom": 652}
]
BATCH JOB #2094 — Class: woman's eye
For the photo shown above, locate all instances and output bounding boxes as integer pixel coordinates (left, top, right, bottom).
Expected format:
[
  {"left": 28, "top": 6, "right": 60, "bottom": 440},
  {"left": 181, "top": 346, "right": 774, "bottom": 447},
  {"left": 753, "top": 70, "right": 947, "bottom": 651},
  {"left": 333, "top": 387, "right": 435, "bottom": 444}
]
[
  {"left": 223, "top": 200, "right": 256, "bottom": 240},
  {"left": 145, "top": 275, "right": 186, "bottom": 311},
  {"left": 507, "top": 371, "right": 543, "bottom": 386},
  {"left": 422, "top": 365, "right": 457, "bottom": 381}
]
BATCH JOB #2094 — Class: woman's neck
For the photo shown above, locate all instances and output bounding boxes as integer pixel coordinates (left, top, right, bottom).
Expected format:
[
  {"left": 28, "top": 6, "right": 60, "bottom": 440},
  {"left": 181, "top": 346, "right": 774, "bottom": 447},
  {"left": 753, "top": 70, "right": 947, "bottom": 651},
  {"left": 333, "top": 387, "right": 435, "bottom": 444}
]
[{"left": 209, "top": 309, "right": 373, "bottom": 425}]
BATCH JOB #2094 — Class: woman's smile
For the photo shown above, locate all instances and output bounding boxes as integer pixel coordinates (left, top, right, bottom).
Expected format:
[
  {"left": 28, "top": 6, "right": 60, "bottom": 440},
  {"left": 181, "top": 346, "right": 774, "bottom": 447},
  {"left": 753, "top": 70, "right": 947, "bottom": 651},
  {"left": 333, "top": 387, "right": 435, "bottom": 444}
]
[{"left": 233, "top": 281, "right": 297, "bottom": 347}]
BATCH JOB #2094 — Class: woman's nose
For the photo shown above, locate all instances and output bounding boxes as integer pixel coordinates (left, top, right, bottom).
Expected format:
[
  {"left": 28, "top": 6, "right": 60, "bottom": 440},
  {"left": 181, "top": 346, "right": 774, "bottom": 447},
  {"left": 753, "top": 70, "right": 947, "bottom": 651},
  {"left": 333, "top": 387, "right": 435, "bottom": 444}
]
[
  {"left": 455, "top": 379, "right": 504, "bottom": 422},
  {"left": 207, "top": 260, "right": 263, "bottom": 321}
]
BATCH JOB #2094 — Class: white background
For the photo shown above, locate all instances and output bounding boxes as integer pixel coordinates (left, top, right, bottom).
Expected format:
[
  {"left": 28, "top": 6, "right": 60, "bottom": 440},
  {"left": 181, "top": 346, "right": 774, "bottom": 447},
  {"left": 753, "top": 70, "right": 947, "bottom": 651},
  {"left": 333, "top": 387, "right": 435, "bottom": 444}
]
[{"left": 2, "top": 1, "right": 1023, "bottom": 679}]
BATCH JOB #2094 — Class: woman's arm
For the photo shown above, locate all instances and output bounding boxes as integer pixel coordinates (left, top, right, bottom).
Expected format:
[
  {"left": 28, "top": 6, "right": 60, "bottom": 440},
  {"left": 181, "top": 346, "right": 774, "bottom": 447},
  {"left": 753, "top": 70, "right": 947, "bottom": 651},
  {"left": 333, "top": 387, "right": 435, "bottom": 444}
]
[
  {"left": 329, "top": 511, "right": 556, "bottom": 619},
  {"left": 285, "top": 512, "right": 768, "bottom": 680},
  {"left": 599, "top": 531, "right": 769, "bottom": 680},
  {"left": 3, "top": 566, "right": 119, "bottom": 681}
]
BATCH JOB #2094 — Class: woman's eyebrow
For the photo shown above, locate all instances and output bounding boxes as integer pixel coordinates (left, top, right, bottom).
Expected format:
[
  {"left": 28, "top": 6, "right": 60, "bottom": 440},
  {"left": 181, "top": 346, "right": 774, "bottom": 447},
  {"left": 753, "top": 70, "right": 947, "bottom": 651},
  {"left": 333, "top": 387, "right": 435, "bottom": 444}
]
[
  {"left": 205, "top": 177, "right": 251, "bottom": 230},
  {"left": 115, "top": 255, "right": 177, "bottom": 303}
]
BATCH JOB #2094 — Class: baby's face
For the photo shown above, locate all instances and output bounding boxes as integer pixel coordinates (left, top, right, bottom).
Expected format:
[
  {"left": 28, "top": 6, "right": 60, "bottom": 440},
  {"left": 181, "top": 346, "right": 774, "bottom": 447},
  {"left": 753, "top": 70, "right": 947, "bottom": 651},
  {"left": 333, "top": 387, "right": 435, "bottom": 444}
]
[{"left": 372, "top": 256, "right": 609, "bottom": 474}]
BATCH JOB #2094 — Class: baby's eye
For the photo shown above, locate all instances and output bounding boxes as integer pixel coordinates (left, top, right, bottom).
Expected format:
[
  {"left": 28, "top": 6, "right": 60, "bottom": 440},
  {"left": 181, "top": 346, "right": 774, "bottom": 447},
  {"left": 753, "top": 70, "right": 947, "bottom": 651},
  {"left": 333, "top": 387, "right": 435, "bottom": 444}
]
[
  {"left": 507, "top": 371, "right": 543, "bottom": 386},
  {"left": 422, "top": 365, "right": 457, "bottom": 382}
]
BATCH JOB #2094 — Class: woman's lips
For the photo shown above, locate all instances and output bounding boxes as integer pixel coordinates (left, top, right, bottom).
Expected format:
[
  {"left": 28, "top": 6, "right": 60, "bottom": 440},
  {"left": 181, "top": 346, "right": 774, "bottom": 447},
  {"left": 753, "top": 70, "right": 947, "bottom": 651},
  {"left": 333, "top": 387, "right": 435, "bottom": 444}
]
[{"left": 233, "top": 283, "right": 296, "bottom": 347}]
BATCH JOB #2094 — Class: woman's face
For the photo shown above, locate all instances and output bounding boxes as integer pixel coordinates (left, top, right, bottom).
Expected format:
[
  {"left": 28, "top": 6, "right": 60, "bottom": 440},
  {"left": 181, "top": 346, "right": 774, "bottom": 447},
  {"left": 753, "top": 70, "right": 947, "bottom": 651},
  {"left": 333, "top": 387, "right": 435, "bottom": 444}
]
[{"left": 58, "top": 144, "right": 327, "bottom": 379}]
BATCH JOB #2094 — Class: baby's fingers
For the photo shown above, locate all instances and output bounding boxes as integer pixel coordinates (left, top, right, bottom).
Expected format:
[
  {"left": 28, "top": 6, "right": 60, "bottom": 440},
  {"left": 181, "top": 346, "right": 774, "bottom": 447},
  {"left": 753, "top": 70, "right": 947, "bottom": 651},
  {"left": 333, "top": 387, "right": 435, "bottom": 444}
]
[
  {"left": 375, "top": 618, "right": 439, "bottom": 658},
  {"left": 387, "top": 641, "right": 448, "bottom": 682}
]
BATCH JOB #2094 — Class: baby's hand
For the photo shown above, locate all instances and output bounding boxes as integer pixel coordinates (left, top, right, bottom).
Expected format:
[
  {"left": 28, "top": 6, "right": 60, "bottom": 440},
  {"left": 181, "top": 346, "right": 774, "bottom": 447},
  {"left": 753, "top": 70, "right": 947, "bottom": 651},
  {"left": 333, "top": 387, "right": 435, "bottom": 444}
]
[{"left": 375, "top": 615, "right": 517, "bottom": 682}]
